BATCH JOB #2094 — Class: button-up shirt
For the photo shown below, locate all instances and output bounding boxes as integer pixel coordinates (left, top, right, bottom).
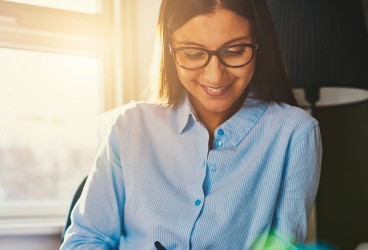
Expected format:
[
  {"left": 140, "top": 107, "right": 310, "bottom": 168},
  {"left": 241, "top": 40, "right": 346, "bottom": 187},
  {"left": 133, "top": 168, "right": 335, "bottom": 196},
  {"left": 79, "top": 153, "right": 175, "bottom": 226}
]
[{"left": 61, "top": 96, "right": 322, "bottom": 250}]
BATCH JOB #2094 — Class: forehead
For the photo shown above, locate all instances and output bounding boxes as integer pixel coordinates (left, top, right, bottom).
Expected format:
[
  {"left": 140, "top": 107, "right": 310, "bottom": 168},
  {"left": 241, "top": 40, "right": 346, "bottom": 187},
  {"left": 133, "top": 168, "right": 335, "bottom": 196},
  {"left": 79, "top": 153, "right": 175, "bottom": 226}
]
[{"left": 171, "top": 8, "right": 254, "bottom": 48}]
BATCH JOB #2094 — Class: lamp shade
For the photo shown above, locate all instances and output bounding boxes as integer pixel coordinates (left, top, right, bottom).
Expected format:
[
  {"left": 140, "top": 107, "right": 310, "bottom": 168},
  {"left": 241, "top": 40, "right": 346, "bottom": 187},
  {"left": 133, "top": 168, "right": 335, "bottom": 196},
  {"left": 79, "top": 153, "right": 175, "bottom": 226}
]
[{"left": 266, "top": 0, "right": 368, "bottom": 105}]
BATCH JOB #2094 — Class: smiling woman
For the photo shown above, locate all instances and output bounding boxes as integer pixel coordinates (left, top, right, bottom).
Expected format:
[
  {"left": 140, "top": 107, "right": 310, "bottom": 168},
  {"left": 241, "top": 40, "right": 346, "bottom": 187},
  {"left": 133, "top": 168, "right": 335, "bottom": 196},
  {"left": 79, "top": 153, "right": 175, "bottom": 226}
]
[
  {"left": 170, "top": 8, "right": 258, "bottom": 138},
  {"left": 61, "top": 0, "right": 322, "bottom": 249}
]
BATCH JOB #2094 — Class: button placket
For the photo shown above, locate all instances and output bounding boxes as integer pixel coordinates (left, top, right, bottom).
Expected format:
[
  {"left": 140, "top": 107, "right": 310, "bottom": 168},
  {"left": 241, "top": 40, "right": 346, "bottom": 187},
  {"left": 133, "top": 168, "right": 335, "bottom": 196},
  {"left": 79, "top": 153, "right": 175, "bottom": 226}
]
[
  {"left": 193, "top": 191, "right": 205, "bottom": 208},
  {"left": 218, "top": 128, "right": 225, "bottom": 136},
  {"left": 214, "top": 128, "right": 225, "bottom": 149},
  {"left": 215, "top": 140, "right": 222, "bottom": 147},
  {"left": 209, "top": 165, "right": 217, "bottom": 173}
]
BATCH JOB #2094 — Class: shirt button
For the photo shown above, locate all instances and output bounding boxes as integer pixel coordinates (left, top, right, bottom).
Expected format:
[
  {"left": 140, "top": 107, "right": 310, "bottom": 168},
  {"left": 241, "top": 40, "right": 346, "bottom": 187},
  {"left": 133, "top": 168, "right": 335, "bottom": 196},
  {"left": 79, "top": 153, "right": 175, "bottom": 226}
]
[
  {"left": 210, "top": 165, "right": 217, "bottom": 172},
  {"left": 215, "top": 140, "right": 222, "bottom": 147},
  {"left": 202, "top": 161, "right": 206, "bottom": 168},
  {"left": 194, "top": 199, "right": 201, "bottom": 206},
  {"left": 218, "top": 129, "right": 224, "bottom": 136}
]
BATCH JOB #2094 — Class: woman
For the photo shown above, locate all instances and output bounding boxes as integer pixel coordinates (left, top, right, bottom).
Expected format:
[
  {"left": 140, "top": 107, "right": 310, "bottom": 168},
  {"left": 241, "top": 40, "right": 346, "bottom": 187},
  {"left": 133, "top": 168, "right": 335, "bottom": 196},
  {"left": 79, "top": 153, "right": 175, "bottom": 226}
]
[{"left": 61, "top": 0, "right": 321, "bottom": 249}]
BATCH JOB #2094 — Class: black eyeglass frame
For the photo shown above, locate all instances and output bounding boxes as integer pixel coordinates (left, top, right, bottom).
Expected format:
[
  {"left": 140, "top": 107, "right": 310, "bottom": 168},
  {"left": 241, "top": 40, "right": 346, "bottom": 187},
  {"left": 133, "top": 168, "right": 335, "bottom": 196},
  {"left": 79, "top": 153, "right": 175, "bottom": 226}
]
[{"left": 169, "top": 43, "right": 259, "bottom": 70}]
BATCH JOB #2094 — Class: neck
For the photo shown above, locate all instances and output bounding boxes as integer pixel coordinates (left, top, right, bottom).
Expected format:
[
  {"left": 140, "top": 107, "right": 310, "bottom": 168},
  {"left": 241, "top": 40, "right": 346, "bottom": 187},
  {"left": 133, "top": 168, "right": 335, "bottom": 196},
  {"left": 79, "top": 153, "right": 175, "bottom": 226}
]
[
  {"left": 188, "top": 89, "right": 249, "bottom": 149},
  {"left": 195, "top": 99, "right": 246, "bottom": 149}
]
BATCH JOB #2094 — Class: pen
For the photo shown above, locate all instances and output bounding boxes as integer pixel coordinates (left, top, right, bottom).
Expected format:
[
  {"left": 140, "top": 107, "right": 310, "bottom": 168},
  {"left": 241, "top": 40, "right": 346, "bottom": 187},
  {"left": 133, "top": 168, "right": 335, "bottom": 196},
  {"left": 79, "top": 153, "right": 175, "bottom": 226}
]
[{"left": 154, "top": 241, "right": 167, "bottom": 250}]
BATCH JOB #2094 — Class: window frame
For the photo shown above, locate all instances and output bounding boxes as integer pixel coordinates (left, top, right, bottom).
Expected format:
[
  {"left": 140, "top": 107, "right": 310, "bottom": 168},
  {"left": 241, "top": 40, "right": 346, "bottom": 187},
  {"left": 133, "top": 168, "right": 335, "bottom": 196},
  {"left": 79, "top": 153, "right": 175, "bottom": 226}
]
[{"left": 0, "top": 0, "right": 119, "bottom": 110}]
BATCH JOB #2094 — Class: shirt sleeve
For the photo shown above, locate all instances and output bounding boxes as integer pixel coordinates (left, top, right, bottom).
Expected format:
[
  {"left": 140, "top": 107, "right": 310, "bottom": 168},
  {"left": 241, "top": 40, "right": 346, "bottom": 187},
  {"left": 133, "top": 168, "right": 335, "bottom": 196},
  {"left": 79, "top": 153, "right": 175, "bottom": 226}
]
[
  {"left": 60, "top": 120, "right": 126, "bottom": 250},
  {"left": 268, "top": 122, "right": 322, "bottom": 248}
]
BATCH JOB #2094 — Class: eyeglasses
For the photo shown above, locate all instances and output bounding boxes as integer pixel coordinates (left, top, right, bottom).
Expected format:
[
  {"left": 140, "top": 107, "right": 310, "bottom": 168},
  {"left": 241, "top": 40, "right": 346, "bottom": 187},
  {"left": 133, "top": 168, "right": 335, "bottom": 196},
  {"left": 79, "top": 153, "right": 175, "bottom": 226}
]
[{"left": 169, "top": 43, "right": 259, "bottom": 70}]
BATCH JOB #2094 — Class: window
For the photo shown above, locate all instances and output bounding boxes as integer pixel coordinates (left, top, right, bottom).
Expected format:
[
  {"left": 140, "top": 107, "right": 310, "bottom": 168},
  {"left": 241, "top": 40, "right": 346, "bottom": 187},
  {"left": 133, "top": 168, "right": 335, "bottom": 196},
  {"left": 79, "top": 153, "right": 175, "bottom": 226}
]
[
  {"left": 0, "top": 0, "right": 121, "bottom": 227},
  {"left": 0, "top": 0, "right": 160, "bottom": 232},
  {"left": 4, "top": 0, "right": 101, "bottom": 13},
  {"left": 0, "top": 48, "right": 100, "bottom": 202}
]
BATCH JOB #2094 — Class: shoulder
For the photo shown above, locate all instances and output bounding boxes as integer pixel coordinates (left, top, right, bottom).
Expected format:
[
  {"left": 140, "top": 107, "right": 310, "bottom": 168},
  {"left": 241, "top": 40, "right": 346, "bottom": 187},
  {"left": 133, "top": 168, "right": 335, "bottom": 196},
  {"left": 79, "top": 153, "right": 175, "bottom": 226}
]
[
  {"left": 99, "top": 101, "right": 172, "bottom": 140},
  {"left": 106, "top": 100, "right": 169, "bottom": 121},
  {"left": 264, "top": 101, "right": 319, "bottom": 130},
  {"left": 248, "top": 100, "right": 320, "bottom": 146},
  {"left": 264, "top": 102, "right": 321, "bottom": 154}
]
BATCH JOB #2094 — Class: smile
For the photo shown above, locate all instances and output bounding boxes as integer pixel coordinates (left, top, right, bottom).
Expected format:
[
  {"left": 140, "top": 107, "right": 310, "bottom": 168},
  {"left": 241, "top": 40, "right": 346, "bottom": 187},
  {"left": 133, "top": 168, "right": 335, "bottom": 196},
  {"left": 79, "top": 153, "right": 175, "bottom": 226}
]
[
  {"left": 200, "top": 82, "right": 233, "bottom": 96},
  {"left": 205, "top": 86, "right": 227, "bottom": 93}
]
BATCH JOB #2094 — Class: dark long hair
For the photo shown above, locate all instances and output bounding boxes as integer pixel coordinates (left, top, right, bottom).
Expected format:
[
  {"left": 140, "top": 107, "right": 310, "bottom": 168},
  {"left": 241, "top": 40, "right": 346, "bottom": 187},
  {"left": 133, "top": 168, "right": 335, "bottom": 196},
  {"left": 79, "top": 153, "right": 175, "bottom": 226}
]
[{"left": 151, "top": 0, "right": 297, "bottom": 106}]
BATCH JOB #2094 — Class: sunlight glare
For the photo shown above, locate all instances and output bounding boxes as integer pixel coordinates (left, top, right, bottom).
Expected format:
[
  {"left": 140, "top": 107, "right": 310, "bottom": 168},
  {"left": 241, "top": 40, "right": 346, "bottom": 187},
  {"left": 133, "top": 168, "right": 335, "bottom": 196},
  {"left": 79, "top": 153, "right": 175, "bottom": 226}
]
[
  {"left": 0, "top": 48, "right": 100, "bottom": 150},
  {"left": 4, "top": 0, "right": 101, "bottom": 14}
]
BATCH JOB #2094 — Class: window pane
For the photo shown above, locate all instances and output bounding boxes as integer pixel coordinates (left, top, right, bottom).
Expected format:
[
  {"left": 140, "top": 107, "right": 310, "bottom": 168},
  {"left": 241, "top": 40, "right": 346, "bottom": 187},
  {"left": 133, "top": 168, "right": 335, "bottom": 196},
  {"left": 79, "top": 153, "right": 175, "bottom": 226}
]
[
  {"left": 4, "top": 0, "right": 101, "bottom": 14},
  {"left": 0, "top": 48, "right": 100, "bottom": 203}
]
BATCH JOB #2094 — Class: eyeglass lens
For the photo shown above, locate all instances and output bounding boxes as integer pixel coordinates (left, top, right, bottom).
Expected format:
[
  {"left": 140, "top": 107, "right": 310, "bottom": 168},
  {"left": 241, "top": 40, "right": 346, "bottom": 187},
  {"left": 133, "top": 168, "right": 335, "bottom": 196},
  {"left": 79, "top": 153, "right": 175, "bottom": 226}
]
[{"left": 174, "top": 45, "right": 255, "bottom": 69}]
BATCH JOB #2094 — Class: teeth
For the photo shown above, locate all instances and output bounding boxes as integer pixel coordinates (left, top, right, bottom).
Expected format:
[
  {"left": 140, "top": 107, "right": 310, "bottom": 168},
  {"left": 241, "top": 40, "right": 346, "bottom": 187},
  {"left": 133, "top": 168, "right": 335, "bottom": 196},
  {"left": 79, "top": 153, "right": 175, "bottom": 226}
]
[{"left": 206, "top": 86, "right": 227, "bottom": 93}]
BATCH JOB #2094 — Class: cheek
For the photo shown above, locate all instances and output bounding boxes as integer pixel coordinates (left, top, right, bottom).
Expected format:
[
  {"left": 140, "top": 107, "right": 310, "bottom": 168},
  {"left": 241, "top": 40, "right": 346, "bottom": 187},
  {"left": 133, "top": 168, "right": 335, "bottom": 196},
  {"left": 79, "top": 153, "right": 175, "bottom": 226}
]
[
  {"left": 237, "top": 62, "right": 256, "bottom": 82},
  {"left": 176, "top": 61, "right": 256, "bottom": 86},
  {"left": 176, "top": 66, "right": 197, "bottom": 84}
]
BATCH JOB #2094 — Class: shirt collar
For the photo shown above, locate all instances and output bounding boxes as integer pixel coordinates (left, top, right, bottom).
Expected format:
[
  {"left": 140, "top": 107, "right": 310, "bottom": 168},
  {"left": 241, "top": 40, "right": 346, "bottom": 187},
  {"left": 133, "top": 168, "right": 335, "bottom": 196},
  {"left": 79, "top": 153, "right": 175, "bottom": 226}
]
[
  {"left": 217, "top": 97, "right": 268, "bottom": 147},
  {"left": 176, "top": 93, "right": 269, "bottom": 145},
  {"left": 176, "top": 94, "right": 198, "bottom": 134}
]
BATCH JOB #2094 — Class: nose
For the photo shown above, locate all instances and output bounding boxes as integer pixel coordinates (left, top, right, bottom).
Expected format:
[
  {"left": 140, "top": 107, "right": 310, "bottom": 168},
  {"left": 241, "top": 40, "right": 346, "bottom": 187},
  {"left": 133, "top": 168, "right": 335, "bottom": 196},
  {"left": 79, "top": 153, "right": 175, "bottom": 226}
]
[{"left": 203, "top": 55, "right": 226, "bottom": 85}]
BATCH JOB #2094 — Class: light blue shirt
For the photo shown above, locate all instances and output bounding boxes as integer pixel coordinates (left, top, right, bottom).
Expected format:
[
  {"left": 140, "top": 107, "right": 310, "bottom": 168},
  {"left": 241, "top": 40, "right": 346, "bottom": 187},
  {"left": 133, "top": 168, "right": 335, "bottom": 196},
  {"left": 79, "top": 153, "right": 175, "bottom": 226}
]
[{"left": 61, "top": 96, "right": 322, "bottom": 250}]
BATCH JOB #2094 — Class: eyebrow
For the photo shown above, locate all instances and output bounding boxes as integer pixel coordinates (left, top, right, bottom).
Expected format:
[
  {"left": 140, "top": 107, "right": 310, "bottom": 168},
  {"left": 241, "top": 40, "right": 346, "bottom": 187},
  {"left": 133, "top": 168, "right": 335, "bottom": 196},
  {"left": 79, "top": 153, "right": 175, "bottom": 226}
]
[{"left": 174, "top": 36, "right": 253, "bottom": 47}]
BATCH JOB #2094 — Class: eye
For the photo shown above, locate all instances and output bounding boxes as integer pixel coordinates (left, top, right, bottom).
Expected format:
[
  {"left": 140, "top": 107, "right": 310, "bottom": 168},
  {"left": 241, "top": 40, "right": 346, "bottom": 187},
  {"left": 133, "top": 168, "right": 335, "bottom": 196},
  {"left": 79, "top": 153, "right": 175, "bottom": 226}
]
[
  {"left": 221, "top": 46, "right": 246, "bottom": 57},
  {"left": 182, "top": 49, "right": 207, "bottom": 59}
]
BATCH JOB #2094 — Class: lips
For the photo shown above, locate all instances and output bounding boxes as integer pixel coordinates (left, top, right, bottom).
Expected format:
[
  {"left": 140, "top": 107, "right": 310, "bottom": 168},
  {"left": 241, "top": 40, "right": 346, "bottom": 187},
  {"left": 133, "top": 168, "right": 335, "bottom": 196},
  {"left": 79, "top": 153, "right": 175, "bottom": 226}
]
[
  {"left": 205, "top": 86, "right": 227, "bottom": 93},
  {"left": 200, "top": 82, "right": 233, "bottom": 97}
]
